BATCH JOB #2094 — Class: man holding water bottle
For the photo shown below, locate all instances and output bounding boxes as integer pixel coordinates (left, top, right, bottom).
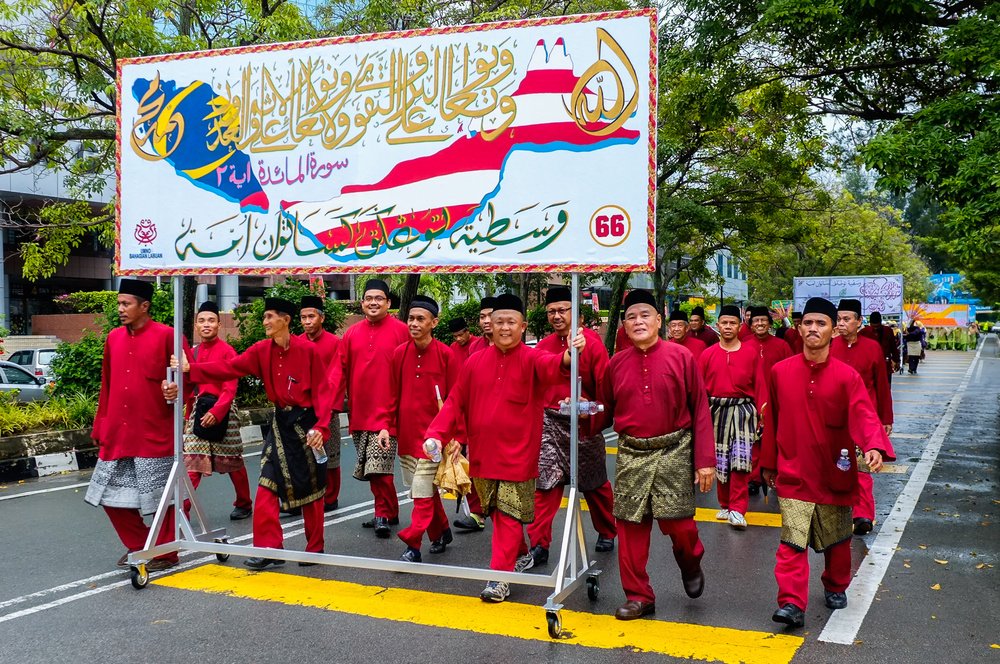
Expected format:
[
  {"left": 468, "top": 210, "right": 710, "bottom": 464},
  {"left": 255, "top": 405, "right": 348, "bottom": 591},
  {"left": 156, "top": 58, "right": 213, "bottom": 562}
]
[
  {"left": 761, "top": 297, "right": 894, "bottom": 628},
  {"left": 375, "top": 295, "right": 460, "bottom": 563},
  {"left": 170, "top": 297, "right": 333, "bottom": 570}
]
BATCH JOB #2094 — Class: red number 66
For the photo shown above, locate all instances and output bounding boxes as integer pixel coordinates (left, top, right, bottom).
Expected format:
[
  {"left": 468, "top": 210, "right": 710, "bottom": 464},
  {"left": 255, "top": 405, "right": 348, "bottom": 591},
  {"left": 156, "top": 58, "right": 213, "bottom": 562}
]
[{"left": 595, "top": 214, "right": 626, "bottom": 238}]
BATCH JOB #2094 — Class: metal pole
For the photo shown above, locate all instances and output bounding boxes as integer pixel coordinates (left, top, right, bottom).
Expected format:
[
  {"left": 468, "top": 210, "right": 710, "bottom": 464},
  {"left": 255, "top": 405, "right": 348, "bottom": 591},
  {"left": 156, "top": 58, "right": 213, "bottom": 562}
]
[
  {"left": 173, "top": 276, "right": 184, "bottom": 538},
  {"left": 570, "top": 273, "right": 579, "bottom": 490}
]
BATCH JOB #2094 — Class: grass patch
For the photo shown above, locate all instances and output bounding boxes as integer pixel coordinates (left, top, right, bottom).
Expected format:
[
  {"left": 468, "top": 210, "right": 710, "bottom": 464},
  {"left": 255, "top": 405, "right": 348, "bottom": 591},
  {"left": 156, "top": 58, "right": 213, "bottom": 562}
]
[{"left": 0, "top": 391, "right": 97, "bottom": 437}]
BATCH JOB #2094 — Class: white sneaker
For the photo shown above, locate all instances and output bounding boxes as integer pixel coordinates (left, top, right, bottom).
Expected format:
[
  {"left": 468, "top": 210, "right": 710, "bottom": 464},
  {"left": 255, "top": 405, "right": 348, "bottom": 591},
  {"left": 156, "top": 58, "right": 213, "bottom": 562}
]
[
  {"left": 480, "top": 581, "right": 510, "bottom": 602},
  {"left": 715, "top": 509, "right": 730, "bottom": 520},
  {"left": 728, "top": 511, "right": 748, "bottom": 530},
  {"left": 514, "top": 553, "right": 535, "bottom": 573}
]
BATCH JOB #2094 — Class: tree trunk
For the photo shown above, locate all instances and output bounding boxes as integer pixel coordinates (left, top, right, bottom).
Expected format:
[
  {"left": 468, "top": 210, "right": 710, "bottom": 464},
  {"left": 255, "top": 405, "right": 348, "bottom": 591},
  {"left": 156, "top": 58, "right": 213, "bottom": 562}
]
[
  {"left": 517, "top": 273, "right": 531, "bottom": 309},
  {"left": 604, "top": 271, "right": 631, "bottom": 355},
  {"left": 182, "top": 275, "right": 197, "bottom": 342},
  {"left": 397, "top": 274, "right": 421, "bottom": 321},
  {"left": 653, "top": 254, "right": 667, "bottom": 339}
]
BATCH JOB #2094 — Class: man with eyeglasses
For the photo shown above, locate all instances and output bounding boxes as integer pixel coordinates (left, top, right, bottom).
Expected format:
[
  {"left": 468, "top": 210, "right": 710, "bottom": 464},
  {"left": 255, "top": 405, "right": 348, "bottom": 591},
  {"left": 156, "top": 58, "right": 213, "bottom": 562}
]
[
  {"left": 337, "top": 279, "right": 410, "bottom": 538},
  {"left": 666, "top": 309, "right": 707, "bottom": 360},
  {"left": 526, "top": 287, "right": 616, "bottom": 567}
]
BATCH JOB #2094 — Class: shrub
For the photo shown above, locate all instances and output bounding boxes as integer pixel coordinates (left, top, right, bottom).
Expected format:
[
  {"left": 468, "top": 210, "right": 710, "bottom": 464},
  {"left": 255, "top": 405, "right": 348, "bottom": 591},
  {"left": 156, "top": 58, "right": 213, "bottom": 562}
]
[
  {"left": 0, "top": 390, "right": 98, "bottom": 437},
  {"left": 101, "top": 283, "right": 174, "bottom": 334},
  {"left": 49, "top": 332, "right": 105, "bottom": 397},
  {"left": 432, "top": 299, "right": 484, "bottom": 344},
  {"left": 55, "top": 291, "right": 119, "bottom": 315},
  {"left": 526, "top": 303, "right": 602, "bottom": 340}
]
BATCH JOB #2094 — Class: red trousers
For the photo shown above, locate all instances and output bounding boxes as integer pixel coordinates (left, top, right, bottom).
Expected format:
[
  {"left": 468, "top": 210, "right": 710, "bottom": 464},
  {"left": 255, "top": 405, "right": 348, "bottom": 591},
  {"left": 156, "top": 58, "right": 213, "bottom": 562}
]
[
  {"left": 775, "top": 539, "right": 852, "bottom": 610},
  {"left": 253, "top": 487, "right": 324, "bottom": 553},
  {"left": 187, "top": 469, "right": 253, "bottom": 509},
  {"left": 490, "top": 511, "right": 530, "bottom": 571},
  {"left": 618, "top": 516, "right": 704, "bottom": 603},
  {"left": 855, "top": 472, "right": 875, "bottom": 521},
  {"left": 750, "top": 443, "right": 762, "bottom": 484},
  {"left": 398, "top": 493, "right": 449, "bottom": 549},
  {"left": 526, "top": 482, "right": 617, "bottom": 549},
  {"left": 369, "top": 474, "right": 399, "bottom": 519},
  {"left": 717, "top": 470, "right": 750, "bottom": 515},
  {"left": 324, "top": 467, "right": 341, "bottom": 506},
  {"left": 104, "top": 506, "right": 178, "bottom": 563}
]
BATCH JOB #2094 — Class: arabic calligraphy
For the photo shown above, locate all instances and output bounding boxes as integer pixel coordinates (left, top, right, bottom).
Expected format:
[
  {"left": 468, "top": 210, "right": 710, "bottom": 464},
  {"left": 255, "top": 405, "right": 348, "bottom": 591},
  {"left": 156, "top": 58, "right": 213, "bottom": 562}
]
[
  {"left": 257, "top": 154, "right": 349, "bottom": 186},
  {"left": 565, "top": 29, "right": 638, "bottom": 136}
]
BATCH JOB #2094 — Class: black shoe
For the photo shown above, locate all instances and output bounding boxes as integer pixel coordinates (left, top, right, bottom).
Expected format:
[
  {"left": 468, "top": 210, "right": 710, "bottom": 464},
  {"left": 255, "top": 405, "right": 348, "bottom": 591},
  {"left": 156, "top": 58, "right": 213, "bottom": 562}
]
[
  {"left": 324, "top": 500, "right": 339, "bottom": 513},
  {"left": 682, "top": 567, "right": 705, "bottom": 598},
  {"left": 374, "top": 517, "right": 392, "bottom": 538},
  {"left": 230, "top": 506, "right": 252, "bottom": 520},
  {"left": 825, "top": 590, "right": 848, "bottom": 609},
  {"left": 453, "top": 514, "right": 485, "bottom": 531},
  {"left": 280, "top": 507, "right": 302, "bottom": 517},
  {"left": 299, "top": 550, "right": 323, "bottom": 567},
  {"left": 400, "top": 547, "right": 422, "bottom": 563},
  {"left": 595, "top": 536, "right": 615, "bottom": 553},
  {"left": 772, "top": 603, "right": 805, "bottom": 627},
  {"left": 530, "top": 544, "right": 549, "bottom": 567},
  {"left": 429, "top": 529, "right": 453, "bottom": 554},
  {"left": 853, "top": 518, "right": 873, "bottom": 536},
  {"left": 244, "top": 557, "right": 285, "bottom": 570},
  {"left": 748, "top": 481, "right": 761, "bottom": 496},
  {"left": 362, "top": 517, "right": 399, "bottom": 528}
]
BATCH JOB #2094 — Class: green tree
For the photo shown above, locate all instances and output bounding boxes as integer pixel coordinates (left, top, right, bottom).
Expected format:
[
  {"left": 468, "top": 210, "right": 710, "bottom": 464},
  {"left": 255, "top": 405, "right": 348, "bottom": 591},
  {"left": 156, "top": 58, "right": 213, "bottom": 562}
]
[{"left": 746, "top": 193, "right": 933, "bottom": 304}]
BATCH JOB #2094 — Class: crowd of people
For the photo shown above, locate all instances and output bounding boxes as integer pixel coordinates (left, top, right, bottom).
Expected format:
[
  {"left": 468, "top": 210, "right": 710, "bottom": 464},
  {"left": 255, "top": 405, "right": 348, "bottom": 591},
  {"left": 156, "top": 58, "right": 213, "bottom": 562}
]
[{"left": 86, "top": 279, "right": 900, "bottom": 629}]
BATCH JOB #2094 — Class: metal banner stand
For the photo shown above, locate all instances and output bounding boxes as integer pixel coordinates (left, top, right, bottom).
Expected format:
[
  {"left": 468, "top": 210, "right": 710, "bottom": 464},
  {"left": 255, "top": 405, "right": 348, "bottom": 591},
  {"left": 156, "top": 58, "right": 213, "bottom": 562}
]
[{"left": 127, "top": 274, "right": 599, "bottom": 638}]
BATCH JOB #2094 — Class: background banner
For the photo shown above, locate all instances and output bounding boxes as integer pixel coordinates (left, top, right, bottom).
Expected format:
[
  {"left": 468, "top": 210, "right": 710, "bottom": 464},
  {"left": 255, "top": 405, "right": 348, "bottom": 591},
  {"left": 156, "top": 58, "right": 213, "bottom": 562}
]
[
  {"left": 793, "top": 275, "right": 904, "bottom": 316},
  {"left": 116, "top": 10, "right": 657, "bottom": 275}
]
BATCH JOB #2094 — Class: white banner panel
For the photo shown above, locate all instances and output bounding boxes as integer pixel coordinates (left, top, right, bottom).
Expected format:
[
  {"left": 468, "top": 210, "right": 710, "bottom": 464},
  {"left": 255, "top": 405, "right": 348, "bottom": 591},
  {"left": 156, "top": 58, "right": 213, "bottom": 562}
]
[
  {"left": 116, "top": 11, "right": 657, "bottom": 275},
  {"left": 793, "top": 275, "right": 904, "bottom": 316}
]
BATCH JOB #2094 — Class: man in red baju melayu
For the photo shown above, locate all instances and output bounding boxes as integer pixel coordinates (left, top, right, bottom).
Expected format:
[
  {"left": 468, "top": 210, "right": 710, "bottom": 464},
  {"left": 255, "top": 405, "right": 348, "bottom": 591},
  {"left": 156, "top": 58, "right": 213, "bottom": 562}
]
[{"left": 667, "top": 309, "right": 707, "bottom": 360}]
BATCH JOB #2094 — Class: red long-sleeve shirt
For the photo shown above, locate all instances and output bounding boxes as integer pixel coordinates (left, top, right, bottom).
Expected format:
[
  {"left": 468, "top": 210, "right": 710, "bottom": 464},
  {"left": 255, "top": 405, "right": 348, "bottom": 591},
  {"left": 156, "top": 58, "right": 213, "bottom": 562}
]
[
  {"left": 752, "top": 333, "right": 794, "bottom": 375},
  {"left": 376, "top": 338, "right": 460, "bottom": 456},
  {"left": 689, "top": 326, "right": 720, "bottom": 348},
  {"left": 299, "top": 329, "right": 345, "bottom": 412},
  {"left": 449, "top": 335, "right": 482, "bottom": 371},
  {"left": 614, "top": 325, "right": 633, "bottom": 353},
  {"left": 425, "top": 343, "right": 568, "bottom": 482},
  {"left": 737, "top": 323, "right": 754, "bottom": 340},
  {"left": 187, "top": 336, "right": 237, "bottom": 422},
  {"left": 761, "top": 354, "right": 896, "bottom": 505},
  {"left": 466, "top": 335, "right": 491, "bottom": 356},
  {"left": 784, "top": 328, "right": 804, "bottom": 354},
  {"left": 697, "top": 340, "right": 768, "bottom": 415},
  {"left": 536, "top": 328, "right": 608, "bottom": 438},
  {"left": 189, "top": 336, "right": 334, "bottom": 441},
  {"left": 339, "top": 315, "right": 409, "bottom": 433},
  {"left": 597, "top": 339, "right": 715, "bottom": 471},
  {"left": 668, "top": 334, "right": 707, "bottom": 360},
  {"left": 860, "top": 324, "right": 901, "bottom": 370},
  {"left": 831, "top": 335, "right": 894, "bottom": 425},
  {"left": 93, "top": 321, "right": 191, "bottom": 460}
]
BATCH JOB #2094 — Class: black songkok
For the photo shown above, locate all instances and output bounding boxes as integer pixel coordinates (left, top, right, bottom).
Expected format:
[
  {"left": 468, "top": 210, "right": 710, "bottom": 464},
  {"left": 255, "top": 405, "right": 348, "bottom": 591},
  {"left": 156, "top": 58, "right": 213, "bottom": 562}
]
[
  {"left": 623, "top": 290, "right": 656, "bottom": 314},
  {"left": 803, "top": 297, "right": 837, "bottom": 323},
  {"left": 749, "top": 306, "right": 771, "bottom": 320},
  {"left": 493, "top": 293, "right": 524, "bottom": 315},
  {"left": 545, "top": 287, "right": 572, "bottom": 305},
  {"left": 300, "top": 295, "right": 325, "bottom": 312},
  {"left": 198, "top": 301, "right": 220, "bottom": 318},
  {"left": 363, "top": 279, "right": 390, "bottom": 297},
  {"left": 870, "top": 311, "right": 883, "bottom": 325},
  {"left": 480, "top": 296, "right": 498, "bottom": 311},
  {"left": 837, "top": 298, "right": 862, "bottom": 318},
  {"left": 409, "top": 295, "right": 439, "bottom": 317},
  {"left": 691, "top": 306, "right": 706, "bottom": 319},
  {"left": 448, "top": 318, "right": 468, "bottom": 333},
  {"left": 719, "top": 304, "right": 742, "bottom": 320},
  {"left": 264, "top": 297, "right": 297, "bottom": 318},
  {"left": 119, "top": 279, "right": 154, "bottom": 303},
  {"left": 668, "top": 309, "right": 688, "bottom": 322}
]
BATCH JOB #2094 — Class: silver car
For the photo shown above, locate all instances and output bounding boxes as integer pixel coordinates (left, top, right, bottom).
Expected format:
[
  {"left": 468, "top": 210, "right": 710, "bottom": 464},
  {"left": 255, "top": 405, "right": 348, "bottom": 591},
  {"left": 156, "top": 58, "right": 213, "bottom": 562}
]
[
  {"left": 6, "top": 348, "right": 57, "bottom": 379},
  {"left": 0, "top": 361, "right": 49, "bottom": 402}
]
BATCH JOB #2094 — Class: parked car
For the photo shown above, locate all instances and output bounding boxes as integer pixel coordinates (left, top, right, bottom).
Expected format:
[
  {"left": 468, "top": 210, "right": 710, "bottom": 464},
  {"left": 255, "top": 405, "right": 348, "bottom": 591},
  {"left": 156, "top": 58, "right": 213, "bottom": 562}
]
[
  {"left": 0, "top": 361, "right": 49, "bottom": 402},
  {"left": 6, "top": 348, "right": 57, "bottom": 379}
]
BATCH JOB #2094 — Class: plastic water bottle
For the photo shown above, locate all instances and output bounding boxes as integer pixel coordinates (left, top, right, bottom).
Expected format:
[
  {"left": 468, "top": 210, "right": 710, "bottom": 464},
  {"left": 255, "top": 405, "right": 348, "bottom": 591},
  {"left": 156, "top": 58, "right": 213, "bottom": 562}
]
[
  {"left": 309, "top": 430, "right": 327, "bottom": 464},
  {"left": 559, "top": 401, "right": 605, "bottom": 416},
  {"left": 423, "top": 439, "right": 442, "bottom": 463},
  {"left": 836, "top": 449, "right": 851, "bottom": 472}
]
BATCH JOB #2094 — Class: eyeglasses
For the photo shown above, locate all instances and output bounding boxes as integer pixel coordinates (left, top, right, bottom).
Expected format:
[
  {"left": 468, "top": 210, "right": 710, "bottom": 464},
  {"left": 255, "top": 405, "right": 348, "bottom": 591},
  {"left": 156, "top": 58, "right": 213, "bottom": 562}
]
[
  {"left": 363, "top": 296, "right": 387, "bottom": 304},
  {"left": 546, "top": 307, "right": 571, "bottom": 316}
]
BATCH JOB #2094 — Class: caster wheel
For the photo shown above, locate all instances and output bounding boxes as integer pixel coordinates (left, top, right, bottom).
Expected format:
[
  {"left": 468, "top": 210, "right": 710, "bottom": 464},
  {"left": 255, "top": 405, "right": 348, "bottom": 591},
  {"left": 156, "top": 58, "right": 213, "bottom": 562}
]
[
  {"left": 130, "top": 564, "right": 149, "bottom": 589},
  {"left": 587, "top": 576, "right": 600, "bottom": 601},
  {"left": 546, "top": 611, "right": 562, "bottom": 639},
  {"left": 215, "top": 539, "right": 230, "bottom": 562}
]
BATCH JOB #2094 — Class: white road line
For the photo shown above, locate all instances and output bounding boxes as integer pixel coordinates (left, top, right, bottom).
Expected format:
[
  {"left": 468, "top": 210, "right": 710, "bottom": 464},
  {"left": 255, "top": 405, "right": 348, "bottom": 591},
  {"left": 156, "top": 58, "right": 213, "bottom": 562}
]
[
  {"left": 0, "top": 492, "right": 408, "bottom": 621},
  {"left": 0, "top": 482, "right": 90, "bottom": 501},
  {"left": 818, "top": 338, "right": 984, "bottom": 645},
  {"left": 975, "top": 361, "right": 984, "bottom": 383}
]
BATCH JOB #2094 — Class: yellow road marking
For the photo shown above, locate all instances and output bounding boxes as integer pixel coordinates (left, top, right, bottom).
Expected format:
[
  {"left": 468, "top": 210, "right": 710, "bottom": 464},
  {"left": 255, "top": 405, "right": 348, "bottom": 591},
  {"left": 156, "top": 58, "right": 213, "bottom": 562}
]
[
  {"left": 556, "top": 498, "right": 783, "bottom": 527},
  {"left": 606, "top": 446, "right": 617, "bottom": 454},
  {"left": 879, "top": 464, "right": 910, "bottom": 474},
  {"left": 155, "top": 565, "right": 803, "bottom": 664}
]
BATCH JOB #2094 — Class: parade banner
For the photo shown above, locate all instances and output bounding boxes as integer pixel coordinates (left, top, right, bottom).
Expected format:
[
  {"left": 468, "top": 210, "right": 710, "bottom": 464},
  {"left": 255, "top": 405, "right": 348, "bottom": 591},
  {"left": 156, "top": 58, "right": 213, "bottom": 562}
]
[
  {"left": 907, "top": 303, "right": 970, "bottom": 327},
  {"left": 793, "top": 275, "right": 904, "bottom": 316},
  {"left": 116, "top": 10, "right": 657, "bottom": 276}
]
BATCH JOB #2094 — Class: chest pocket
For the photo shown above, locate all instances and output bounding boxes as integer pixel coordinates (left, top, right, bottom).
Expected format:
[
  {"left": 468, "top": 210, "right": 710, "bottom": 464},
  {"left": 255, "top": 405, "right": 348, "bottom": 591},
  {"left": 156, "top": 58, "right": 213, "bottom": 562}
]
[
  {"left": 820, "top": 399, "right": 847, "bottom": 429},
  {"left": 287, "top": 376, "right": 307, "bottom": 402}
]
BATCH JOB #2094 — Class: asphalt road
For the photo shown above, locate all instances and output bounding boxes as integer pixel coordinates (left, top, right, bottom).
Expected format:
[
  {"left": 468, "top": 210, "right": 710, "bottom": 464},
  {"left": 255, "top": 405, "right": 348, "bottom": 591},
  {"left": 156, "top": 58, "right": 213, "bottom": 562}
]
[{"left": 0, "top": 340, "right": 996, "bottom": 664}]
